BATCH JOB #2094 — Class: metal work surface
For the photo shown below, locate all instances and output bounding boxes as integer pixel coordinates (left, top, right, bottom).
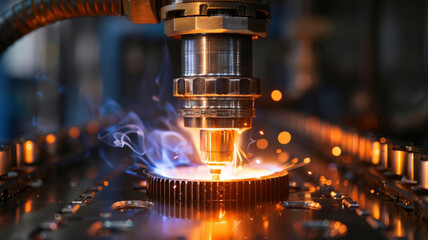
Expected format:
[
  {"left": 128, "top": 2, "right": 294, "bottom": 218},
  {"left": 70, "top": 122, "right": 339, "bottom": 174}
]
[
  {"left": 1, "top": 111, "right": 426, "bottom": 239},
  {"left": 0, "top": 157, "right": 383, "bottom": 239}
]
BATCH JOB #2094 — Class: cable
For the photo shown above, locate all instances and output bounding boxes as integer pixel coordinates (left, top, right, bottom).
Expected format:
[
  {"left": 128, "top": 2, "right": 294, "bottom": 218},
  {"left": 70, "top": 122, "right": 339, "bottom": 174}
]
[{"left": 0, "top": 0, "right": 123, "bottom": 53}]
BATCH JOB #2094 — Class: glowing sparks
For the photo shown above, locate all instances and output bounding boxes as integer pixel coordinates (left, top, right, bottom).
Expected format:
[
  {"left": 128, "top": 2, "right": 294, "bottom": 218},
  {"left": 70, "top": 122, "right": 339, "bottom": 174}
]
[
  {"left": 278, "top": 131, "right": 291, "bottom": 145},
  {"left": 303, "top": 158, "right": 311, "bottom": 164},
  {"left": 255, "top": 159, "right": 261, "bottom": 164},
  {"left": 308, "top": 171, "right": 312, "bottom": 175},
  {"left": 24, "top": 199, "right": 32, "bottom": 213},
  {"left": 256, "top": 138, "right": 268, "bottom": 150},
  {"left": 259, "top": 130, "right": 264, "bottom": 135},
  {"left": 278, "top": 152, "right": 289, "bottom": 163},
  {"left": 332, "top": 146, "right": 341, "bottom": 156},
  {"left": 46, "top": 134, "right": 56, "bottom": 144},
  {"left": 291, "top": 158, "right": 299, "bottom": 164},
  {"left": 69, "top": 127, "right": 81, "bottom": 138},
  {"left": 271, "top": 90, "right": 282, "bottom": 102}
]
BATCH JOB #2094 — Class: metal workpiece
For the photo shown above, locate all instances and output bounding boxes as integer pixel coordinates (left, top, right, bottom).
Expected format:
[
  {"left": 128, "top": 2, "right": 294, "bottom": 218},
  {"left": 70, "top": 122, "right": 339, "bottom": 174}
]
[
  {"left": 15, "top": 139, "right": 41, "bottom": 165},
  {"left": 371, "top": 138, "right": 381, "bottom": 165},
  {"left": 0, "top": 144, "right": 11, "bottom": 176},
  {"left": 391, "top": 146, "right": 407, "bottom": 176},
  {"left": 200, "top": 130, "right": 236, "bottom": 179},
  {"left": 182, "top": 34, "right": 253, "bottom": 77},
  {"left": 358, "top": 135, "right": 367, "bottom": 162},
  {"left": 145, "top": 169, "right": 289, "bottom": 203},
  {"left": 419, "top": 155, "right": 428, "bottom": 189},
  {"left": 405, "top": 146, "right": 420, "bottom": 181},
  {"left": 380, "top": 139, "right": 390, "bottom": 169},
  {"left": 12, "top": 140, "right": 23, "bottom": 169}
]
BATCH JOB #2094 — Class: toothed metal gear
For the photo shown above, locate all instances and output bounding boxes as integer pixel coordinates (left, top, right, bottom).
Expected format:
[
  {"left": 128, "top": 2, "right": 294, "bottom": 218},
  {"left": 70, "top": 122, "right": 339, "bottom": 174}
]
[{"left": 145, "top": 170, "right": 289, "bottom": 204}]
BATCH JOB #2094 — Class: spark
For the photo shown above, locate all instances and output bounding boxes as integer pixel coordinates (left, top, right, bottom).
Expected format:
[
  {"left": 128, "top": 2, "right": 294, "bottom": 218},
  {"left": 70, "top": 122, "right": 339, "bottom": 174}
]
[
  {"left": 332, "top": 146, "right": 341, "bottom": 156},
  {"left": 303, "top": 157, "right": 311, "bottom": 164},
  {"left": 271, "top": 90, "right": 282, "bottom": 102},
  {"left": 255, "top": 159, "right": 261, "bottom": 164},
  {"left": 278, "top": 131, "right": 291, "bottom": 145},
  {"left": 256, "top": 139, "right": 268, "bottom": 149},
  {"left": 46, "top": 134, "right": 56, "bottom": 144},
  {"left": 259, "top": 130, "right": 264, "bottom": 135}
]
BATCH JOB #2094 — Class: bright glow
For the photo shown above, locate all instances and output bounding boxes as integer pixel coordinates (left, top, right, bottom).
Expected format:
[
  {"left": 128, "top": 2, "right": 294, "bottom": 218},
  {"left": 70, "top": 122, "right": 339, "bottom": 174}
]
[
  {"left": 291, "top": 158, "right": 299, "bottom": 164},
  {"left": 46, "top": 134, "right": 56, "bottom": 144},
  {"left": 155, "top": 165, "right": 283, "bottom": 181},
  {"left": 256, "top": 138, "right": 268, "bottom": 150},
  {"left": 25, "top": 141, "right": 33, "bottom": 151},
  {"left": 271, "top": 90, "right": 282, "bottom": 102},
  {"left": 69, "top": 127, "right": 81, "bottom": 138},
  {"left": 278, "top": 131, "right": 291, "bottom": 145},
  {"left": 308, "top": 171, "right": 312, "bottom": 175},
  {"left": 24, "top": 199, "right": 32, "bottom": 213},
  {"left": 255, "top": 159, "right": 261, "bottom": 164},
  {"left": 303, "top": 158, "right": 311, "bottom": 164},
  {"left": 259, "top": 131, "right": 264, "bottom": 135},
  {"left": 276, "top": 149, "right": 282, "bottom": 154},
  {"left": 332, "top": 146, "right": 341, "bottom": 156},
  {"left": 103, "top": 181, "right": 109, "bottom": 187}
]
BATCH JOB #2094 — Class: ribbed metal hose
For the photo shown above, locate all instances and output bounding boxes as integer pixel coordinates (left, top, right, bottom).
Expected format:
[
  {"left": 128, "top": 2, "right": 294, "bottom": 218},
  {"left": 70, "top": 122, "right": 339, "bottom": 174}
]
[{"left": 0, "top": 0, "right": 123, "bottom": 53}]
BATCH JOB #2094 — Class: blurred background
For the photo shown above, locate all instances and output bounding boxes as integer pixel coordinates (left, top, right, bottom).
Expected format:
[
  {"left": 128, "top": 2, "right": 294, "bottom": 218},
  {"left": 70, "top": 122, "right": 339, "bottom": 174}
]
[{"left": 0, "top": 0, "right": 427, "bottom": 146}]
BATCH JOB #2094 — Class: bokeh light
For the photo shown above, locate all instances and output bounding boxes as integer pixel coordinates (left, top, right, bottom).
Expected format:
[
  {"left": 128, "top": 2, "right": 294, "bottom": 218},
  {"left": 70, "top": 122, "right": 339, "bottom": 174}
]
[
  {"left": 271, "top": 90, "right": 282, "bottom": 102},
  {"left": 256, "top": 139, "right": 269, "bottom": 149},
  {"left": 278, "top": 131, "right": 291, "bottom": 144}
]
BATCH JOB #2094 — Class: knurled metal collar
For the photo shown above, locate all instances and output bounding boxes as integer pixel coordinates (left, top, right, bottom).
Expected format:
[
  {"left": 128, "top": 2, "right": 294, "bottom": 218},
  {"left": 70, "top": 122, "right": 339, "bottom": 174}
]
[
  {"left": 173, "top": 77, "right": 261, "bottom": 97},
  {"left": 164, "top": 16, "right": 268, "bottom": 39}
]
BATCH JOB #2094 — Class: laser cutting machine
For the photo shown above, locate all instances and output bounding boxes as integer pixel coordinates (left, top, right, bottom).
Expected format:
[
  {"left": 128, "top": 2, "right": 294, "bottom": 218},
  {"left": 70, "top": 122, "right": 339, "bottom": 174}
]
[{"left": 0, "top": 0, "right": 428, "bottom": 239}]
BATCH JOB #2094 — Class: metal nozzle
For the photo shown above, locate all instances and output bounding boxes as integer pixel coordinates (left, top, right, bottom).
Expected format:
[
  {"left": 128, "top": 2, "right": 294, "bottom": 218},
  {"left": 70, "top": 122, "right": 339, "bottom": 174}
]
[
  {"left": 200, "top": 130, "right": 236, "bottom": 180},
  {"left": 163, "top": 0, "right": 270, "bottom": 179}
]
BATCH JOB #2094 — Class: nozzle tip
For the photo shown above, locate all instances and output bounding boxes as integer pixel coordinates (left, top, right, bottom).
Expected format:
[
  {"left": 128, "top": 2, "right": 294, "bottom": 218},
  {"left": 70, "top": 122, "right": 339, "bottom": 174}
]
[{"left": 210, "top": 168, "right": 222, "bottom": 181}]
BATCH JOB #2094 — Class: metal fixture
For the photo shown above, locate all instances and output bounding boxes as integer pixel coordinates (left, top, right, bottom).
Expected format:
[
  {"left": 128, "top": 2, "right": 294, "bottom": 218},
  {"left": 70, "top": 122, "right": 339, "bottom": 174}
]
[
  {"left": 0, "top": 144, "right": 11, "bottom": 176},
  {"left": 168, "top": 1, "right": 269, "bottom": 179},
  {"left": 391, "top": 146, "right": 407, "bottom": 177},
  {"left": 420, "top": 154, "right": 428, "bottom": 189}
]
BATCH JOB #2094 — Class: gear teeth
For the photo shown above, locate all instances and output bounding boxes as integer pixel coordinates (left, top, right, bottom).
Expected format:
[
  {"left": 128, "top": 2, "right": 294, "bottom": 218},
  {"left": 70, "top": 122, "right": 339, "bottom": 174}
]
[{"left": 145, "top": 170, "right": 289, "bottom": 205}]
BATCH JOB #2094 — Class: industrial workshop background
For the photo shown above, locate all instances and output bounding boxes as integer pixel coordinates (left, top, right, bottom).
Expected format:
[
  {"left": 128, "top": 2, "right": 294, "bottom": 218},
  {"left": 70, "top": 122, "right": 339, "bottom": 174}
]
[{"left": 0, "top": 0, "right": 426, "bottom": 146}]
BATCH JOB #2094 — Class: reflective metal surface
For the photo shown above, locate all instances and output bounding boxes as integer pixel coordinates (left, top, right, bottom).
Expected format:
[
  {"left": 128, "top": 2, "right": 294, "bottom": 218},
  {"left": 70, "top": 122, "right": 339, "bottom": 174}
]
[{"left": 182, "top": 34, "right": 252, "bottom": 77}]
